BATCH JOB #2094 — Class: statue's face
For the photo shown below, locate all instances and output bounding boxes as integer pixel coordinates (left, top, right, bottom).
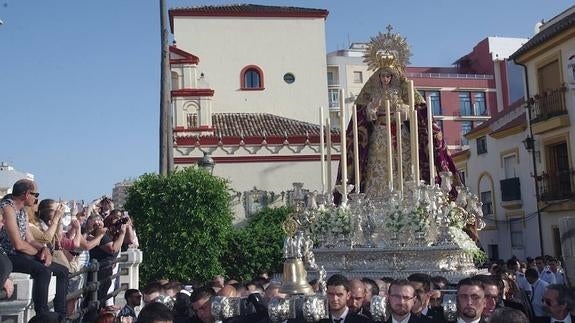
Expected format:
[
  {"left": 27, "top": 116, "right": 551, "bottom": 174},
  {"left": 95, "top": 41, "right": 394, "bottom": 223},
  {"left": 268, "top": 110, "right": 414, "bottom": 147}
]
[{"left": 380, "top": 72, "right": 393, "bottom": 85}]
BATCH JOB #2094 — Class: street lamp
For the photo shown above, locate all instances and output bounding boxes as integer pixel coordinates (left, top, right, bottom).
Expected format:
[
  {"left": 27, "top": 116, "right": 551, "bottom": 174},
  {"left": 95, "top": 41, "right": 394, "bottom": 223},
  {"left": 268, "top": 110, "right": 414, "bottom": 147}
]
[
  {"left": 522, "top": 136, "right": 535, "bottom": 152},
  {"left": 197, "top": 151, "right": 215, "bottom": 174}
]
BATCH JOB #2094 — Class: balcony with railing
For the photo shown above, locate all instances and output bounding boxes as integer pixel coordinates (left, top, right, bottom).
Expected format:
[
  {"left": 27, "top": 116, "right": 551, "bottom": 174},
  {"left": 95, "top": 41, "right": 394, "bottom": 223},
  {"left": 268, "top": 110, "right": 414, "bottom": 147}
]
[
  {"left": 537, "top": 168, "right": 575, "bottom": 201},
  {"left": 405, "top": 72, "right": 493, "bottom": 80},
  {"left": 528, "top": 86, "right": 568, "bottom": 124}
]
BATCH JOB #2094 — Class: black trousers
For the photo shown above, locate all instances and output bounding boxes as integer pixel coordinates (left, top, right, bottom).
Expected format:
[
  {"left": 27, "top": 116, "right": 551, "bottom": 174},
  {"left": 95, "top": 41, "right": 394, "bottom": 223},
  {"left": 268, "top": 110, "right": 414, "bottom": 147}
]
[
  {"left": 9, "top": 252, "right": 69, "bottom": 317},
  {"left": 0, "top": 251, "right": 12, "bottom": 287}
]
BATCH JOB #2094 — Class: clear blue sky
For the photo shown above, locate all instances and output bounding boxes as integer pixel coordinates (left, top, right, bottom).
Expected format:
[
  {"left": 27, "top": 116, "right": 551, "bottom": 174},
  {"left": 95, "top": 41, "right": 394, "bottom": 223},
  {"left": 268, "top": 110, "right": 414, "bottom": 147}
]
[{"left": 0, "top": 0, "right": 572, "bottom": 202}]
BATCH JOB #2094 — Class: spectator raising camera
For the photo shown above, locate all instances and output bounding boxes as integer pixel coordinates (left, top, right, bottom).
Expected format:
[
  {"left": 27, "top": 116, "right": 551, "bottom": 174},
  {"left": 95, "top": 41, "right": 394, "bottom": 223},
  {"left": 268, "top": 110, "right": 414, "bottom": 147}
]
[{"left": 88, "top": 209, "right": 127, "bottom": 308}]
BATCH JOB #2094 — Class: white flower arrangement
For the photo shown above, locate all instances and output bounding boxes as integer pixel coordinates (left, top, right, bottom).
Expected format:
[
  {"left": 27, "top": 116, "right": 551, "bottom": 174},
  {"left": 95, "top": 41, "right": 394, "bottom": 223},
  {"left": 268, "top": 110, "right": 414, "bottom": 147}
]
[
  {"left": 383, "top": 203, "right": 431, "bottom": 238},
  {"left": 308, "top": 205, "right": 351, "bottom": 239},
  {"left": 406, "top": 206, "right": 430, "bottom": 233},
  {"left": 449, "top": 226, "right": 486, "bottom": 263},
  {"left": 449, "top": 227, "right": 477, "bottom": 251},
  {"left": 445, "top": 201, "right": 466, "bottom": 229},
  {"left": 384, "top": 204, "right": 407, "bottom": 237},
  {"left": 329, "top": 205, "right": 352, "bottom": 236}
]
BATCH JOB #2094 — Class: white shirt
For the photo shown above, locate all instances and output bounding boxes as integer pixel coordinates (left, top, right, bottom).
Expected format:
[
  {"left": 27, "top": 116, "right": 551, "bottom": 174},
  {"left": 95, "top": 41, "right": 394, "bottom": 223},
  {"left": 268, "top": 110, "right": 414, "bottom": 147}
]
[
  {"left": 539, "top": 267, "right": 557, "bottom": 284},
  {"left": 553, "top": 270, "right": 567, "bottom": 285},
  {"left": 551, "top": 313, "right": 572, "bottom": 323},
  {"left": 530, "top": 279, "right": 550, "bottom": 316},
  {"left": 392, "top": 313, "right": 411, "bottom": 323},
  {"left": 457, "top": 317, "right": 481, "bottom": 323},
  {"left": 516, "top": 271, "right": 532, "bottom": 292},
  {"left": 421, "top": 307, "right": 429, "bottom": 316},
  {"left": 332, "top": 306, "right": 349, "bottom": 323}
]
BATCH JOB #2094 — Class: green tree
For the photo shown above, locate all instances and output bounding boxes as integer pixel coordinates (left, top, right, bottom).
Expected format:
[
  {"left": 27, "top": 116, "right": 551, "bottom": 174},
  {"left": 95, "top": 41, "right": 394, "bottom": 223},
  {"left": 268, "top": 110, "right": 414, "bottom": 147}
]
[
  {"left": 125, "top": 168, "right": 233, "bottom": 284},
  {"left": 222, "top": 207, "right": 290, "bottom": 281}
]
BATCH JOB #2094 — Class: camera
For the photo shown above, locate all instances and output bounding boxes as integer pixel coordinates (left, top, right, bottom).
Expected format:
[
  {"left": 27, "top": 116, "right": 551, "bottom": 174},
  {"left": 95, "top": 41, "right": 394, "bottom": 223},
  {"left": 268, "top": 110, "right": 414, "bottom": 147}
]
[{"left": 116, "top": 217, "right": 129, "bottom": 225}]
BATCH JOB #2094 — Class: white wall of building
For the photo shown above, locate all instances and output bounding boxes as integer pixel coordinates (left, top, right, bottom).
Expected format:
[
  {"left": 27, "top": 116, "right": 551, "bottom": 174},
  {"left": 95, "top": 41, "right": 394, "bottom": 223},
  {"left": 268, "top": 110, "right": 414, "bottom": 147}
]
[
  {"left": 174, "top": 144, "right": 339, "bottom": 223},
  {"left": 173, "top": 16, "right": 328, "bottom": 124},
  {"left": 0, "top": 162, "right": 34, "bottom": 197},
  {"left": 326, "top": 49, "right": 374, "bottom": 128},
  {"left": 464, "top": 124, "right": 542, "bottom": 260},
  {"left": 521, "top": 35, "right": 575, "bottom": 256}
]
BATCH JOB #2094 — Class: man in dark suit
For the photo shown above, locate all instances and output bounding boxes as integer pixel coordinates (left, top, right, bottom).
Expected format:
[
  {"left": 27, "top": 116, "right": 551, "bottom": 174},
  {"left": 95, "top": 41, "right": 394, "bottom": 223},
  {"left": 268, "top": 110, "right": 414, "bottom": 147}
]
[
  {"left": 488, "top": 307, "right": 528, "bottom": 323},
  {"left": 407, "top": 273, "right": 445, "bottom": 323},
  {"left": 191, "top": 286, "right": 217, "bottom": 323},
  {"left": 456, "top": 277, "right": 487, "bottom": 323},
  {"left": 474, "top": 274, "right": 531, "bottom": 321},
  {"left": 349, "top": 279, "right": 372, "bottom": 319},
  {"left": 318, "top": 274, "right": 372, "bottom": 323},
  {"left": 378, "top": 279, "right": 431, "bottom": 323},
  {"left": 542, "top": 284, "right": 575, "bottom": 323}
]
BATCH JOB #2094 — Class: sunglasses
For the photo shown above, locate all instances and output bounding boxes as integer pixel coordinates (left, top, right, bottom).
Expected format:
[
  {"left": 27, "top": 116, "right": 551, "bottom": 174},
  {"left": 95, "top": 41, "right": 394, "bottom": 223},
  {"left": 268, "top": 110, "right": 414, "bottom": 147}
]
[{"left": 29, "top": 192, "right": 40, "bottom": 198}]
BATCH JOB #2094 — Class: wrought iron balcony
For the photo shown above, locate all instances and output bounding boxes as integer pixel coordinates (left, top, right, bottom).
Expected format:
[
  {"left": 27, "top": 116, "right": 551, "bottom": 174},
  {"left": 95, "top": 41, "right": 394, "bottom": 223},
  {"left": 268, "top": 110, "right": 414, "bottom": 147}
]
[
  {"left": 537, "top": 168, "right": 575, "bottom": 201},
  {"left": 528, "top": 86, "right": 568, "bottom": 123},
  {"left": 500, "top": 177, "right": 521, "bottom": 201}
]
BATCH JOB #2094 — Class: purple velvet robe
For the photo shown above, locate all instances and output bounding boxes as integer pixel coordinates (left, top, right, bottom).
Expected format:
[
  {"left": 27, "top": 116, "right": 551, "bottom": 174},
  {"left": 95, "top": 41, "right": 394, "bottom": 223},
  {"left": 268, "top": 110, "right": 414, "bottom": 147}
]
[{"left": 334, "top": 98, "right": 462, "bottom": 204}]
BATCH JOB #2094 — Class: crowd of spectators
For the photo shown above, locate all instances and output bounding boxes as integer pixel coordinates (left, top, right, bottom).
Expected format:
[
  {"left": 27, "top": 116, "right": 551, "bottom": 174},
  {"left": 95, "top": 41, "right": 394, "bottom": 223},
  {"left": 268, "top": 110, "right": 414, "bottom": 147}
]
[{"left": 0, "top": 179, "right": 139, "bottom": 321}]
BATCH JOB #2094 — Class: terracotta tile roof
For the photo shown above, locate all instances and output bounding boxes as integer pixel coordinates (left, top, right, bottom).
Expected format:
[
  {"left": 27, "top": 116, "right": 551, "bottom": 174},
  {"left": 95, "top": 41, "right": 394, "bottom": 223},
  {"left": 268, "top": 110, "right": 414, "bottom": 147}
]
[
  {"left": 191, "top": 113, "right": 339, "bottom": 138},
  {"left": 510, "top": 7, "right": 575, "bottom": 60},
  {"left": 170, "top": 4, "right": 329, "bottom": 18}
]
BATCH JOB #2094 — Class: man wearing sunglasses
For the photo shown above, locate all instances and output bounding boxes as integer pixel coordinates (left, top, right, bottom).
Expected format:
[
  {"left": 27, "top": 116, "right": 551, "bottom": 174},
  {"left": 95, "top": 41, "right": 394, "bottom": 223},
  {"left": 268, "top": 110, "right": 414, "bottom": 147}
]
[{"left": 0, "top": 179, "right": 69, "bottom": 318}]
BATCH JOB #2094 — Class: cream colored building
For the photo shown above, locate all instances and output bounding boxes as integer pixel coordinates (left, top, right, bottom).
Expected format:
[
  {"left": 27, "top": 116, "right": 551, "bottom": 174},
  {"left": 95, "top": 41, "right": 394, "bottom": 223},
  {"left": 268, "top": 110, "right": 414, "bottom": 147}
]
[
  {"left": 460, "top": 5, "right": 575, "bottom": 260},
  {"left": 326, "top": 43, "right": 372, "bottom": 126},
  {"left": 509, "top": 5, "right": 575, "bottom": 258},
  {"left": 170, "top": 4, "right": 328, "bottom": 124},
  {"left": 459, "top": 102, "right": 536, "bottom": 260},
  {"left": 168, "top": 4, "right": 336, "bottom": 222},
  {"left": 112, "top": 179, "right": 134, "bottom": 210},
  {"left": 0, "top": 162, "right": 34, "bottom": 197}
]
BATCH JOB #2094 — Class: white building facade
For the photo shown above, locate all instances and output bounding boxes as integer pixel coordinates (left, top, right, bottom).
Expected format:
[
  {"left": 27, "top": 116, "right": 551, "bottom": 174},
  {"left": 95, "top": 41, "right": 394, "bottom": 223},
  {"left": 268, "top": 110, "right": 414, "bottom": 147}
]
[
  {"left": 460, "top": 103, "right": 538, "bottom": 261},
  {"left": 510, "top": 5, "right": 575, "bottom": 258},
  {"left": 460, "top": 5, "right": 575, "bottom": 260},
  {"left": 170, "top": 4, "right": 329, "bottom": 123},
  {"left": 0, "top": 162, "right": 34, "bottom": 197},
  {"left": 168, "top": 5, "right": 336, "bottom": 222}
]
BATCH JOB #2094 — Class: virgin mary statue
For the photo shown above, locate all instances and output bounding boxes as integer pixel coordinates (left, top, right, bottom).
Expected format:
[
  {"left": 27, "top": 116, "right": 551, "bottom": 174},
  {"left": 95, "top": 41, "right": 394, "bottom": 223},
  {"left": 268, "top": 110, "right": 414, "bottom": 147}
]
[{"left": 335, "top": 27, "right": 462, "bottom": 202}]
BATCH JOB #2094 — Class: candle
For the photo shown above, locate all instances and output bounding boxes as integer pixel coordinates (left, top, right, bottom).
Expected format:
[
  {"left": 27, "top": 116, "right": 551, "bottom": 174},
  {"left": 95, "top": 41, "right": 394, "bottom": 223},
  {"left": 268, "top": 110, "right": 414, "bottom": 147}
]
[
  {"left": 427, "top": 96, "right": 435, "bottom": 185},
  {"left": 396, "top": 107, "right": 403, "bottom": 194},
  {"left": 413, "top": 109, "right": 420, "bottom": 184},
  {"left": 326, "top": 116, "right": 332, "bottom": 195},
  {"left": 385, "top": 100, "right": 393, "bottom": 191},
  {"left": 320, "top": 106, "right": 326, "bottom": 193},
  {"left": 340, "top": 88, "right": 348, "bottom": 201},
  {"left": 352, "top": 104, "right": 360, "bottom": 193},
  {"left": 408, "top": 80, "right": 420, "bottom": 184}
]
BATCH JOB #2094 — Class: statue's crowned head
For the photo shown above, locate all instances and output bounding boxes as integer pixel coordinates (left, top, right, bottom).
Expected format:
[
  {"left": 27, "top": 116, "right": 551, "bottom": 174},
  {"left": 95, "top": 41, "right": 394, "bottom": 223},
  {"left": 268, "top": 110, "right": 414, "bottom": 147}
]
[{"left": 364, "top": 25, "right": 411, "bottom": 78}]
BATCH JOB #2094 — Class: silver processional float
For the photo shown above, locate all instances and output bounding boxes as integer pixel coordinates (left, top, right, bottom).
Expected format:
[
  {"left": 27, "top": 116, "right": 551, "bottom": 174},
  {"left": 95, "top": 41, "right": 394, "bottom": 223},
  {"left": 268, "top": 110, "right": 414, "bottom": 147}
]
[{"left": 212, "top": 26, "right": 487, "bottom": 322}]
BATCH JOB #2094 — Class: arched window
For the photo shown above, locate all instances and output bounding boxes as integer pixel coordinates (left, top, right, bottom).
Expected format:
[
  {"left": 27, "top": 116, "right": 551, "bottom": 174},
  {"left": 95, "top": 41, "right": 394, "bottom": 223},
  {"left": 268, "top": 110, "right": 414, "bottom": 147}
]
[
  {"left": 240, "top": 65, "right": 264, "bottom": 90},
  {"left": 477, "top": 172, "right": 496, "bottom": 231}
]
